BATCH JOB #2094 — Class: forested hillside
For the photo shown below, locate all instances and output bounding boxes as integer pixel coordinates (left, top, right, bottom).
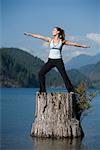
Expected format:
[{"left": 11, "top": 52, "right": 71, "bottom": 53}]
[
  {"left": 79, "top": 61, "right": 100, "bottom": 88},
  {"left": 0, "top": 48, "right": 92, "bottom": 88}
]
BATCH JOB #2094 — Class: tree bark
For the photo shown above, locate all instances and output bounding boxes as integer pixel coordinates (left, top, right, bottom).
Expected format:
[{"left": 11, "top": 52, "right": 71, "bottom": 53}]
[{"left": 31, "top": 92, "right": 84, "bottom": 138}]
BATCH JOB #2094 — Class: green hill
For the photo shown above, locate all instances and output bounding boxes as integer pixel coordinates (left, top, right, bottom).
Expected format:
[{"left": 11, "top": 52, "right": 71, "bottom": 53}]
[
  {"left": 0, "top": 48, "right": 92, "bottom": 88},
  {"left": 79, "top": 61, "right": 100, "bottom": 88}
]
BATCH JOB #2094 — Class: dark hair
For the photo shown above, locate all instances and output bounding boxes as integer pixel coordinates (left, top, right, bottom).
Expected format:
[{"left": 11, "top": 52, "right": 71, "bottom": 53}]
[{"left": 55, "top": 27, "right": 65, "bottom": 41}]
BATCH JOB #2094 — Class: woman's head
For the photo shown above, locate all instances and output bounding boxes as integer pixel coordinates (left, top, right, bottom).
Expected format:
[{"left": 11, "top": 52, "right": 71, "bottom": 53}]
[{"left": 52, "top": 27, "right": 65, "bottom": 40}]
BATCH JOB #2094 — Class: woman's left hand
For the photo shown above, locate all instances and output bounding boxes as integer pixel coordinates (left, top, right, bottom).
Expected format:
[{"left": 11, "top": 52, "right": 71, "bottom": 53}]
[{"left": 24, "top": 32, "right": 31, "bottom": 36}]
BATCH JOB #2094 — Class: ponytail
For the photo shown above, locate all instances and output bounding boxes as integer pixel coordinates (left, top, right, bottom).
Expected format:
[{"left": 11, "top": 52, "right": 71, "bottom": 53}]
[{"left": 55, "top": 27, "right": 65, "bottom": 41}]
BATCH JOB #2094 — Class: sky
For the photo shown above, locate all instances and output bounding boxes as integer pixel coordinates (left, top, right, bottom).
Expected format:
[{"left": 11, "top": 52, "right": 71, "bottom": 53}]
[{"left": 1, "top": 0, "right": 100, "bottom": 62}]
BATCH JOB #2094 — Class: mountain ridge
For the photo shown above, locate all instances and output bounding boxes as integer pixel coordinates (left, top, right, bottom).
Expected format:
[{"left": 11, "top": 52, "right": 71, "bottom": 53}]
[{"left": 65, "top": 53, "right": 100, "bottom": 69}]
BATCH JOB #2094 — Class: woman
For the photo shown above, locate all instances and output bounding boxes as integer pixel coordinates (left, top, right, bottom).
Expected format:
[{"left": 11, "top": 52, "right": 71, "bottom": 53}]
[{"left": 24, "top": 27, "right": 90, "bottom": 94}]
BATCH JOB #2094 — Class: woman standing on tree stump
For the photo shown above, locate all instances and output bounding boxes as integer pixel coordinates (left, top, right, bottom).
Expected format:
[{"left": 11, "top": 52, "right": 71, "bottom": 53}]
[{"left": 24, "top": 27, "right": 90, "bottom": 94}]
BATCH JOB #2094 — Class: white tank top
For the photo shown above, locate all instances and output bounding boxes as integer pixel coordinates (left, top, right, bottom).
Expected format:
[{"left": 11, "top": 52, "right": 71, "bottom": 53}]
[{"left": 48, "top": 39, "right": 63, "bottom": 59}]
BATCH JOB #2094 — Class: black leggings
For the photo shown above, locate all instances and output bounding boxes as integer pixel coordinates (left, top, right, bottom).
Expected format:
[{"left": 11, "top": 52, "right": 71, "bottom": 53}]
[{"left": 38, "top": 58, "right": 75, "bottom": 93}]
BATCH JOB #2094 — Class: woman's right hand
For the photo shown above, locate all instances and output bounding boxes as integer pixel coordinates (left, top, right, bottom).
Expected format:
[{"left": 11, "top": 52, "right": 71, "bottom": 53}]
[{"left": 24, "top": 32, "right": 31, "bottom": 36}]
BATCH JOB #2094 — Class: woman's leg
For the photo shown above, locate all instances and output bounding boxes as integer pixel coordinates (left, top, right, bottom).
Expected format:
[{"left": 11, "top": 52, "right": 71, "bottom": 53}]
[
  {"left": 55, "top": 59, "right": 75, "bottom": 92},
  {"left": 38, "top": 59, "right": 55, "bottom": 92}
]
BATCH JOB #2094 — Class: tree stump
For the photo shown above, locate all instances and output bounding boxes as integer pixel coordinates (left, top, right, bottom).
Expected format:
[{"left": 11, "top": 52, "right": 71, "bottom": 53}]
[{"left": 31, "top": 92, "right": 84, "bottom": 138}]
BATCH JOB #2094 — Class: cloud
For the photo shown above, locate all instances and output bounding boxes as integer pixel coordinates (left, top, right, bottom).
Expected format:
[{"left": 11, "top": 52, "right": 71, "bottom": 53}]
[
  {"left": 86, "top": 33, "right": 100, "bottom": 44},
  {"left": 42, "top": 42, "right": 49, "bottom": 48},
  {"left": 65, "top": 34, "right": 83, "bottom": 41},
  {"left": 66, "top": 33, "right": 100, "bottom": 45},
  {"left": 62, "top": 48, "right": 92, "bottom": 62}
]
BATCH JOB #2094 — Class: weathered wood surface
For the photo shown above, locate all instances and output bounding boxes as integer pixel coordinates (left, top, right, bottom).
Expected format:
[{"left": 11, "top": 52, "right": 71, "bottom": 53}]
[{"left": 31, "top": 92, "right": 83, "bottom": 138}]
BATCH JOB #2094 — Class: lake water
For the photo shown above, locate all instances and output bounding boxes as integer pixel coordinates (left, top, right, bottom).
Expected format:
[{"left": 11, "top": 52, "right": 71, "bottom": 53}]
[{"left": 0, "top": 88, "right": 100, "bottom": 150}]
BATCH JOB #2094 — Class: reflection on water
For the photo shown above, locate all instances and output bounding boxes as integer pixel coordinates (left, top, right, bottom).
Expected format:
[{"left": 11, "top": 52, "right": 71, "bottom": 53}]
[{"left": 32, "top": 137, "right": 83, "bottom": 150}]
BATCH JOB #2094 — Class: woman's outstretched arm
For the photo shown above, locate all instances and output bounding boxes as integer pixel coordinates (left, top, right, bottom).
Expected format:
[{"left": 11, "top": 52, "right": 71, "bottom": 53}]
[
  {"left": 64, "top": 40, "right": 90, "bottom": 48},
  {"left": 24, "top": 32, "right": 51, "bottom": 42}
]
